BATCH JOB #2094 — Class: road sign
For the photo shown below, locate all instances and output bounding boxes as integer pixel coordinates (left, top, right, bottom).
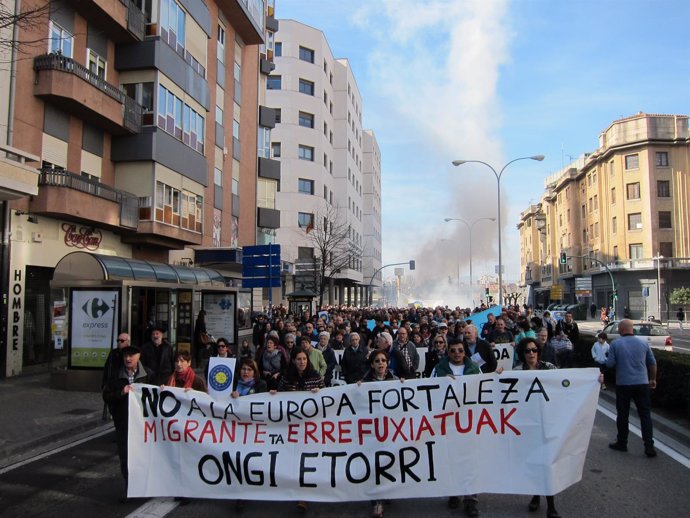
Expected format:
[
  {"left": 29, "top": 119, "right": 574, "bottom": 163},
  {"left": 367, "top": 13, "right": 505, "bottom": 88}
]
[{"left": 242, "top": 244, "right": 281, "bottom": 288}]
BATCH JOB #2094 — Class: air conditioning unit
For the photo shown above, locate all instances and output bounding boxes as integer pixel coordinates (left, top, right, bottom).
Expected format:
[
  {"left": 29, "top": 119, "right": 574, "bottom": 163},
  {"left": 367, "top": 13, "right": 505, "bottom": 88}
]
[{"left": 282, "top": 261, "right": 294, "bottom": 274}]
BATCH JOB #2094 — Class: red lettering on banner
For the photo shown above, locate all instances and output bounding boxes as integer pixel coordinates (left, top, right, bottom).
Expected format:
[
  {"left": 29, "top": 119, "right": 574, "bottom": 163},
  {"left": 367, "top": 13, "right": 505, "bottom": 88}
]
[
  {"left": 144, "top": 421, "right": 157, "bottom": 442},
  {"left": 305, "top": 421, "right": 318, "bottom": 444},
  {"left": 455, "top": 410, "right": 473, "bottom": 433},
  {"left": 338, "top": 421, "right": 352, "bottom": 443},
  {"left": 62, "top": 223, "right": 102, "bottom": 250},
  {"left": 321, "top": 421, "right": 335, "bottom": 444},
  {"left": 199, "top": 420, "right": 218, "bottom": 443},
  {"left": 254, "top": 423, "right": 266, "bottom": 444},
  {"left": 501, "top": 408, "right": 520, "bottom": 435},
  {"left": 415, "top": 416, "right": 435, "bottom": 441},
  {"left": 184, "top": 420, "right": 200, "bottom": 441},
  {"left": 434, "top": 412, "right": 453, "bottom": 434},
  {"left": 390, "top": 418, "right": 408, "bottom": 441},
  {"left": 288, "top": 423, "right": 299, "bottom": 443},
  {"left": 167, "top": 419, "right": 180, "bottom": 440},
  {"left": 476, "top": 409, "right": 498, "bottom": 434},
  {"left": 357, "top": 418, "right": 373, "bottom": 444},
  {"left": 219, "top": 421, "right": 235, "bottom": 442}
]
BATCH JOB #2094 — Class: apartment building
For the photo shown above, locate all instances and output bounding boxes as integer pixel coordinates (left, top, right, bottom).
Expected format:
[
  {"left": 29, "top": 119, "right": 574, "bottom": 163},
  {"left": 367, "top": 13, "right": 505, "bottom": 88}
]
[
  {"left": 0, "top": 0, "right": 278, "bottom": 377},
  {"left": 267, "top": 20, "right": 382, "bottom": 306},
  {"left": 519, "top": 113, "right": 690, "bottom": 320}
]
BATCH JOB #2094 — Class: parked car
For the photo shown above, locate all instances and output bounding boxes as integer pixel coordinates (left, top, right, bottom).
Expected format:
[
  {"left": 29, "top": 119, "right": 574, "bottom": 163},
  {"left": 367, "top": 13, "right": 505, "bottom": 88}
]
[{"left": 600, "top": 320, "right": 673, "bottom": 352}]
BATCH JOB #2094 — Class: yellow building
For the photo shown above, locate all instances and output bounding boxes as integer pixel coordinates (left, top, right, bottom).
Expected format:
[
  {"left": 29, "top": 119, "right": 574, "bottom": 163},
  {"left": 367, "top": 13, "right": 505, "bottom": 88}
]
[{"left": 519, "top": 113, "right": 689, "bottom": 320}]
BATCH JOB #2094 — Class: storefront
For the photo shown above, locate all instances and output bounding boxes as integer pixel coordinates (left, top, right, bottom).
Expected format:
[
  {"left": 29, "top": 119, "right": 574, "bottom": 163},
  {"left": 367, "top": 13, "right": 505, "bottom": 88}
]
[{"left": 49, "top": 251, "right": 251, "bottom": 390}]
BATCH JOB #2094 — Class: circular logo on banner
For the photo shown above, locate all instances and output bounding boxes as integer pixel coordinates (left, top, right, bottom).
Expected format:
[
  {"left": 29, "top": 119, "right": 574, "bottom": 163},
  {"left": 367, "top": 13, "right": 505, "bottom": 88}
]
[{"left": 209, "top": 364, "right": 233, "bottom": 392}]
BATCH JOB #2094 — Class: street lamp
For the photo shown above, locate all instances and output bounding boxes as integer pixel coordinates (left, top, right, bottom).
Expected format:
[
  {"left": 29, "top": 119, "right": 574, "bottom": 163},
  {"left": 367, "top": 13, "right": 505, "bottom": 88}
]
[
  {"left": 443, "top": 217, "right": 496, "bottom": 304},
  {"left": 452, "top": 155, "right": 545, "bottom": 306},
  {"left": 654, "top": 253, "right": 663, "bottom": 321}
]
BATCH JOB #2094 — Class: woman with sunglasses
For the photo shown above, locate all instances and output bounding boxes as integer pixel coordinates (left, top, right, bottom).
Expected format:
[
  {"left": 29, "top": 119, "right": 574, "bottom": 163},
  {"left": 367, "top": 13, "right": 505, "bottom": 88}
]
[
  {"left": 514, "top": 336, "right": 560, "bottom": 518},
  {"left": 424, "top": 334, "right": 448, "bottom": 378}
]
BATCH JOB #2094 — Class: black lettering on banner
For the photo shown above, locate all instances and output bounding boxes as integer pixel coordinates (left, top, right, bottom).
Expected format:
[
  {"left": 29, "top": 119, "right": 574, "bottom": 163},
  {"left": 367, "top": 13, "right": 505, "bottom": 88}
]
[
  {"left": 244, "top": 452, "right": 264, "bottom": 485},
  {"left": 417, "top": 384, "right": 440, "bottom": 411},
  {"left": 187, "top": 398, "right": 207, "bottom": 417},
  {"left": 268, "top": 451, "right": 278, "bottom": 487},
  {"left": 478, "top": 379, "right": 493, "bottom": 404},
  {"left": 322, "top": 451, "right": 348, "bottom": 487},
  {"left": 140, "top": 388, "right": 181, "bottom": 418},
  {"left": 345, "top": 452, "right": 370, "bottom": 483},
  {"left": 526, "top": 377, "right": 549, "bottom": 402},
  {"left": 442, "top": 384, "right": 461, "bottom": 410},
  {"left": 399, "top": 446, "right": 421, "bottom": 483},
  {"left": 425, "top": 441, "right": 437, "bottom": 481},
  {"left": 375, "top": 450, "right": 396, "bottom": 484},
  {"left": 300, "top": 452, "right": 319, "bottom": 487},
  {"left": 499, "top": 378, "right": 519, "bottom": 404},
  {"left": 159, "top": 390, "right": 181, "bottom": 417},
  {"left": 462, "top": 381, "right": 477, "bottom": 405},
  {"left": 198, "top": 454, "right": 223, "bottom": 485}
]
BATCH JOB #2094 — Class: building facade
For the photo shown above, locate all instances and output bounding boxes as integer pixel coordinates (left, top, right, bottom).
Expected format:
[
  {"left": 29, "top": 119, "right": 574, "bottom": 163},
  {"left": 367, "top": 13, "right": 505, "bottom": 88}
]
[
  {"left": 0, "top": 0, "right": 278, "bottom": 377},
  {"left": 519, "top": 113, "right": 690, "bottom": 320},
  {"left": 266, "top": 20, "right": 381, "bottom": 307}
]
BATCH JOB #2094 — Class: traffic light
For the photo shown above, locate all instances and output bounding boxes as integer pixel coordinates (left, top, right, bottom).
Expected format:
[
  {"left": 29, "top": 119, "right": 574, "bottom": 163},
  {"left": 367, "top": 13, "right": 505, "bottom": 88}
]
[
  {"left": 613, "top": 289, "right": 618, "bottom": 300},
  {"left": 485, "top": 287, "right": 490, "bottom": 297},
  {"left": 559, "top": 252, "right": 567, "bottom": 264},
  {"left": 409, "top": 260, "right": 416, "bottom": 270}
]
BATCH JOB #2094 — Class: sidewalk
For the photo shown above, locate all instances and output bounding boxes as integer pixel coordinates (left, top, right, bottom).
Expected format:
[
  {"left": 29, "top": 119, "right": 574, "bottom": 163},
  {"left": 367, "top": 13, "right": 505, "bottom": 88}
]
[{"left": 0, "top": 371, "right": 112, "bottom": 469}]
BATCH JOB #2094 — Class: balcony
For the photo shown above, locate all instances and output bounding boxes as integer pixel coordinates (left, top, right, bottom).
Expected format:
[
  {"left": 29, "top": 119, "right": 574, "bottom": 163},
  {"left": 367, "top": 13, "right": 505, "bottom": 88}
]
[
  {"left": 217, "top": 0, "right": 264, "bottom": 45},
  {"left": 33, "top": 167, "right": 139, "bottom": 229},
  {"left": 34, "top": 54, "right": 142, "bottom": 135},
  {"left": 65, "top": 0, "right": 145, "bottom": 42},
  {"left": 0, "top": 144, "right": 40, "bottom": 200},
  {"left": 122, "top": 220, "right": 202, "bottom": 249}
]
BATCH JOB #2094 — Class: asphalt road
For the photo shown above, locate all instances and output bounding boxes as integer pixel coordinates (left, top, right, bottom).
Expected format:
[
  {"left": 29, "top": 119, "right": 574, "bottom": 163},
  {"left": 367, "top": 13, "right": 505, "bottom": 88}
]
[{"left": 2, "top": 398, "right": 689, "bottom": 518}]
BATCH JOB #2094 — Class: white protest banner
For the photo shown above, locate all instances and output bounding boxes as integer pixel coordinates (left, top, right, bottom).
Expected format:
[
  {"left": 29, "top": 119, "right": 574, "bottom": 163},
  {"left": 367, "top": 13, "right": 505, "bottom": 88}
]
[
  {"left": 493, "top": 344, "right": 515, "bottom": 372},
  {"left": 207, "top": 357, "right": 237, "bottom": 400},
  {"left": 128, "top": 368, "right": 600, "bottom": 500}
]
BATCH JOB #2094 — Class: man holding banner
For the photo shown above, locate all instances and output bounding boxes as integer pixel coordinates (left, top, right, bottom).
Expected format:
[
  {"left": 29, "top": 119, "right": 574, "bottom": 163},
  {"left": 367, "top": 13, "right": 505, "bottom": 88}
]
[{"left": 463, "top": 325, "right": 496, "bottom": 374}]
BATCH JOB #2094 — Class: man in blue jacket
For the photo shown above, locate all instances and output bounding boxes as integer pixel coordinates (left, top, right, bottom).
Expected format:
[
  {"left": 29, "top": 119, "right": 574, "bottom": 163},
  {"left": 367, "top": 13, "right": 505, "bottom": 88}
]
[{"left": 606, "top": 319, "right": 657, "bottom": 457}]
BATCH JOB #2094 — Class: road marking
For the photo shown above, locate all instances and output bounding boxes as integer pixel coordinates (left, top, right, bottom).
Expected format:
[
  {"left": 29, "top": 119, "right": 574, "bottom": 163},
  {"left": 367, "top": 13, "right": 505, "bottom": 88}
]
[
  {"left": 126, "top": 498, "right": 179, "bottom": 518},
  {"left": 0, "top": 426, "right": 113, "bottom": 475},
  {"left": 597, "top": 404, "right": 690, "bottom": 469},
  {"left": 672, "top": 345, "right": 690, "bottom": 353}
]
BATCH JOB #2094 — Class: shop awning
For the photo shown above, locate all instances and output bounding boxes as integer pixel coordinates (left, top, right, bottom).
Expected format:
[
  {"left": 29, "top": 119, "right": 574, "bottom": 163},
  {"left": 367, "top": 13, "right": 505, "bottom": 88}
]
[{"left": 53, "top": 251, "right": 226, "bottom": 286}]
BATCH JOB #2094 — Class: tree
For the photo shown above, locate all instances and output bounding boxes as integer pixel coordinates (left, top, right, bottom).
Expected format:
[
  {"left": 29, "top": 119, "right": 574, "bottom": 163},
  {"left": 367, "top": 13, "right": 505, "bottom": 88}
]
[
  {"left": 669, "top": 287, "right": 690, "bottom": 306},
  {"left": 0, "top": 1, "right": 53, "bottom": 60},
  {"left": 304, "top": 205, "right": 362, "bottom": 308}
]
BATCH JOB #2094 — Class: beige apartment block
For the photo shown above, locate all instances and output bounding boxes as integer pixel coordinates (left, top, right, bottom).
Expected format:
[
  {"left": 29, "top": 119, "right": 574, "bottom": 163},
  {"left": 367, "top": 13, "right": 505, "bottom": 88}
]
[{"left": 519, "top": 113, "right": 689, "bottom": 320}]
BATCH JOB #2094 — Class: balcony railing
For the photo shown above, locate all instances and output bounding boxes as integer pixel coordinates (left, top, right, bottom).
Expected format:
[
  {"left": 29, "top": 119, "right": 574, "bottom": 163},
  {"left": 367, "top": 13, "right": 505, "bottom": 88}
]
[
  {"left": 121, "top": 0, "right": 145, "bottom": 40},
  {"left": 34, "top": 53, "right": 142, "bottom": 132},
  {"left": 39, "top": 167, "right": 139, "bottom": 228}
]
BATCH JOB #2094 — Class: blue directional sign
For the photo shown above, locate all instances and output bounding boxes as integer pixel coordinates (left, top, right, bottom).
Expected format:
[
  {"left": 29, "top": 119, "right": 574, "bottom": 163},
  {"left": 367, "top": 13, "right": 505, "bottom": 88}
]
[{"left": 242, "top": 244, "right": 281, "bottom": 288}]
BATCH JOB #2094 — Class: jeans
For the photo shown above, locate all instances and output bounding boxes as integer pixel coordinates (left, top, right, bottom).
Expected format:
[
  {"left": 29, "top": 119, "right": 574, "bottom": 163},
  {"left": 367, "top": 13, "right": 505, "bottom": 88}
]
[{"left": 615, "top": 384, "right": 654, "bottom": 447}]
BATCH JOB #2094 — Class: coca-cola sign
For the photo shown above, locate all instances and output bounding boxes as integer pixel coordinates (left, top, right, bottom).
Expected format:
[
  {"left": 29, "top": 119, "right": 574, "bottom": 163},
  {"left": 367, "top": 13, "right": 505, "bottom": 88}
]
[{"left": 62, "top": 223, "right": 102, "bottom": 251}]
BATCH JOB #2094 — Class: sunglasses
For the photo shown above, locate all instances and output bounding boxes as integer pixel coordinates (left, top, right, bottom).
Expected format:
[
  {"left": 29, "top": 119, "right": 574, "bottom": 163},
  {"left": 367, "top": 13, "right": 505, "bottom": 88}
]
[
  {"left": 525, "top": 348, "right": 539, "bottom": 354},
  {"left": 449, "top": 348, "right": 465, "bottom": 353},
  {"left": 434, "top": 340, "right": 445, "bottom": 344}
]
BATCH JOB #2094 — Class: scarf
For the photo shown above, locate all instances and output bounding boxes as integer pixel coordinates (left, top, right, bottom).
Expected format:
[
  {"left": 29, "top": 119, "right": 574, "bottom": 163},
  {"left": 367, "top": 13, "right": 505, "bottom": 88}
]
[
  {"left": 167, "top": 367, "right": 196, "bottom": 389},
  {"left": 262, "top": 349, "right": 281, "bottom": 374},
  {"left": 236, "top": 377, "right": 256, "bottom": 396}
]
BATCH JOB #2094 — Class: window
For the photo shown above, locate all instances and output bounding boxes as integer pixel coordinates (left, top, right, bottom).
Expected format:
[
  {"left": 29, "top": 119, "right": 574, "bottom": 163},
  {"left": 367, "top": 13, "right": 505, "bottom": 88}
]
[
  {"left": 87, "top": 49, "right": 106, "bottom": 78},
  {"left": 627, "top": 213, "right": 642, "bottom": 230},
  {"left": 267, "top": 75, "right": 281, "bottom": 90},
  {"left": 629, "top": 244, "right": 643, "bottom": 259},
  {"left": 626, "top": 182, "right": 641, "bottom": 200},
  {"left": 298, "top": 145, "right": 314, "bottom": 161},
  {"left": 271, "top": 142, "right": 281, "bottom": 158},
  {"left": 298, "top": 246, "right": 314, "bottom": 259},
  {"left": 299, "top": 46, "right": 315, "bottom": 63},
  {"left": 214, "top": 167, "right": 222, "bottom": 186},
  {"left": 160, "top": 0, "right": 186, "bottom": 55},
  {"left": 274, "top": 42, "right": 282, "bottom": 57},
  {"left": 659, "top": 211, "right": 672, "bottom": 229},
  {"left": 298, "top": 111, "right": 314, "bottom": 128},
  {"left": 657, "top": 180, "right": 670, "bottom": 197},
  {"left": 299, "top": 78, "right": 314, "bottom": 95},
  {"left": 217, "top": 24, "right": 225, "bottom": 62},
  {"left": 298, "top": 212, "right": 314, "bottom": 229},
  {"left": 215, "top": 105, "right": 223, "bottom": 124},
  {"left": 660, "top": 242, "right": 673, "bottom": 258},
  {"left": 611, "top": 187, "right": 616, "bottom": 204},
  {"left": 257, "top": 126, "right": 270, "bottom": 159},
  {"left": 49, "top": 21, "right": 73, "bottom": 57},
  {"left": 157, "top": 84, "right": 204, "bottom": 153},
  {"left": 234, "top": 62, "right": 241, "bottom": 104},
  {"left": 612, "top": 217, "right": 617, "bottom": 234},
  {"left": 625, "top": 154, "right": 639, "bottom": 170},
  {"left": 298, "top": 178, "right": 314, "bottom": 195},
  {"left": 656, "top": 151, "right": 669, "bottom": 167},
  {"left": 274, "top": 108, "right": 281, "bottom": 124}
]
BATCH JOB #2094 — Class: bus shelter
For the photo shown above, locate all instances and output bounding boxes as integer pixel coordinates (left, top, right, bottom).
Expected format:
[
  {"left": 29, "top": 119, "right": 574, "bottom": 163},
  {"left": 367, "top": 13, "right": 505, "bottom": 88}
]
[{"left": 50, "top": 251, "right": 250, "bottom": 390}]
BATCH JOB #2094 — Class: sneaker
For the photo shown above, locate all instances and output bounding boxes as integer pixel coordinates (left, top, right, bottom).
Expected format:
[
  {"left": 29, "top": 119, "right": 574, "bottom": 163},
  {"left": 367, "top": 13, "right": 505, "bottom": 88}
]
[
  {"left": 645, "top": 446, "right": 657, "bottom": 458},
  {"left": 464, "top": 500, "right": 480, "bottom": 518},
  {"left": 372, "top": 502, "right": 384, "bottom": 518},
  {"left": 608, "top": 442, "right": 627, "bottom": 452},
  {"left": 448, "top": 496, "right": 460, "bottom": 509},
  {"left": 528, "top": 495, "right": 540, "bottom": 512},
  {"left": 601, "top": 384, "right": 606, "bottom": 390}
]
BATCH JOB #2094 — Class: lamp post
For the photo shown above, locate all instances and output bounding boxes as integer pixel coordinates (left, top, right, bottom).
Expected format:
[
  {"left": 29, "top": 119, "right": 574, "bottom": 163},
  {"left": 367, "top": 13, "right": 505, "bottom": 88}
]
[
  {"left": 443, "top": 217, "right": 496, "bottom": 305},
  {"left": 654, "top": 253, "right": 663, "bottom": 321},
  {"left": 452, "top": 155, "right": 545, "bottom": 306}
]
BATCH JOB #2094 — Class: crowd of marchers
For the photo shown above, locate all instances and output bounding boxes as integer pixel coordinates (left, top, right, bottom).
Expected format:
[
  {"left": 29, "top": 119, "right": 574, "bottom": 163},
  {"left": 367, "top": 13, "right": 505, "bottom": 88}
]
[{"left": 99, "top": 302, "right": 658, "bottom": 518}]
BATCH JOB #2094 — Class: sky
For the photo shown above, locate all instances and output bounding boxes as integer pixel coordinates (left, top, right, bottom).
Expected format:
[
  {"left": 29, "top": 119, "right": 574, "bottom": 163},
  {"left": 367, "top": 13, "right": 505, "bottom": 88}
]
[{"left": 277, "top": 0, "right": 690, "bottom": 306}]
